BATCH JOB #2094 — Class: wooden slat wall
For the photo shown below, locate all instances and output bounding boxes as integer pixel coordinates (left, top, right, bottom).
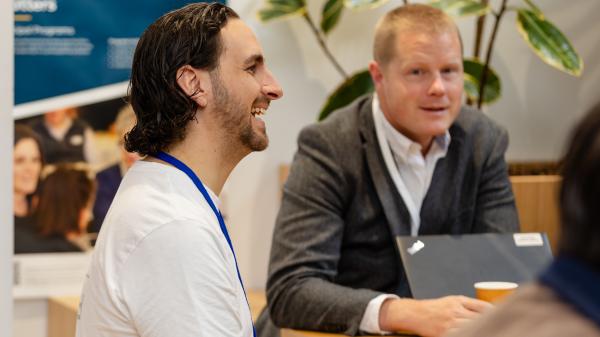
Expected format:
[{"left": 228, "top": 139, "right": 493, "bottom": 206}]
[{"left": 509, "top": 175, "right": 561, "bottom": 253}]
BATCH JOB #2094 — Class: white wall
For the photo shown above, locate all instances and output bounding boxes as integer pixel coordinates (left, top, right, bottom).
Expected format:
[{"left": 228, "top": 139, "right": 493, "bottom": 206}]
[
  {"left": 1, "top": 1, "right": 14, "bottom": 337},
  {"left": 226, "top": 0, "right": 600, "bottom": 289}
]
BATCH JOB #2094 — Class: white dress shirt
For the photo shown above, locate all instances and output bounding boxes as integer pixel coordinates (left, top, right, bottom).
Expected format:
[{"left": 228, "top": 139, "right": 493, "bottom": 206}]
[{"left": 359, "top": 95, "right": 450, "bottom": 334}]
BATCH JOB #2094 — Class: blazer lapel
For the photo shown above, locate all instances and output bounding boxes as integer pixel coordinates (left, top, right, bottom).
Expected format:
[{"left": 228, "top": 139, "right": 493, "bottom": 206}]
[{"left": 358, "top": 96, "right": 412, "bottom": 237}]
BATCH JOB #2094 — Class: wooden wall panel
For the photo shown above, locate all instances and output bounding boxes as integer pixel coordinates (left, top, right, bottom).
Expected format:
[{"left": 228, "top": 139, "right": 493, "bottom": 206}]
[{"left": 510, "top": 175, "right": 561, "bottom": 253}]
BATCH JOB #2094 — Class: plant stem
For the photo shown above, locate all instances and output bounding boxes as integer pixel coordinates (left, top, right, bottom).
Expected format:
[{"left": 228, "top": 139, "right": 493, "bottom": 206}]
[
  {"left": 473, "top": 0, "right": 489, "bottom": 59},
  {"left": 467, "top": 0, "right": 489, "bottom": 106},
  {"left": 477, "top": 0, "right": 507, "bottom": 109},
  {"left": 302, "top": 12, "right": 349, "bottom": 80}
]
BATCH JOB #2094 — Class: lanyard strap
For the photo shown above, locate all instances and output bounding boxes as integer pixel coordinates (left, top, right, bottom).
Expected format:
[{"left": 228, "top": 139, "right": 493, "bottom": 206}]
[
  {"left": 155, "top": 151, "right": 256, "bottom": 337},
  {"left": 372, "top": 98, "right": 421, "bottom": 235}
]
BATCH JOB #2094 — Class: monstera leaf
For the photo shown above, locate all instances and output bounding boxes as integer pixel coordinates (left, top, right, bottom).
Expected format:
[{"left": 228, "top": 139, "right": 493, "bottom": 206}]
[
  {"left": 429, "top": 0, "right": 490, "bottom": 17},
  {"left": 321, "top": 0, "right": 344, "bottom": 34},
  {"left": 258, "top": 0, "right": 306, "bottom": 22},
  {"left": 463, "top": 59, "right": 501, "bottom": 104},
  {"left": 318, "top": 69, "right": 374, "bottom": 121},
  {"left": 516, "top": 9, "right": 583, "bottom": 76}
]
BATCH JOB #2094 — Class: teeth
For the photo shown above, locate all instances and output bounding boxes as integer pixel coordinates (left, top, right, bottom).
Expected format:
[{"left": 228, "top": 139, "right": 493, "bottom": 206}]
[{"left": 251, "top": 107, "right": 267, "bottom": 116}]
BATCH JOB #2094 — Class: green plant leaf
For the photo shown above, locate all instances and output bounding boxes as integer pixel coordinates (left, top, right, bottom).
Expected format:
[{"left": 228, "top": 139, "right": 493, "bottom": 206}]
[
  {"left": 463, "top": 73, "right": 480, "bottom": 102},
  {"left": 429, "top": 0, "right": 490, "bottom": 17},
  {"left": 516, "top": 9, "right": 583, "bottom": 76},
  {"left": 522, "top": 0, "right": 542, "bottom": 17},
  {"left": 319, "top": 69, "right": 374, "bottom": 121},
  {"left": 258, "top": 0, "right": 306, "bottom": 22},
  {"left": 463, "top": 59, "right": 501, "bottom": 104},
  {"left": 343, "top": 0, "right": 389, "bottom": 11},
  {"left": 321, "top": 0, "right": 344, "bottom": 34}
]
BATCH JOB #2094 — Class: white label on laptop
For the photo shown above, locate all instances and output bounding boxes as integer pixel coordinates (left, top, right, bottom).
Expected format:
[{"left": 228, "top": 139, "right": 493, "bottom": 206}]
[
  {"left": 407, "top": 240, "right": 425, "bottom": 255},
  {"left": 513, "top": 233, "right": 544, "bottom": 247}
]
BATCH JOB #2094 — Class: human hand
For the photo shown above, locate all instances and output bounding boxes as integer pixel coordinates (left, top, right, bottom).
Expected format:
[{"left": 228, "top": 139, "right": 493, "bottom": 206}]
[{"left": 379, "top": 296, "right": 492, "bottom": 337}]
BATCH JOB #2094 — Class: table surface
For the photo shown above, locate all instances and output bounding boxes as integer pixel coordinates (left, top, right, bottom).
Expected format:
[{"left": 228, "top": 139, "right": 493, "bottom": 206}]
[
  {"left": 49, "top": 292, "right": 412, "bottom": 337},
  {"left": 281, "top": 329, "right": 412, "bottom": 337},
  {"left": 48, "top": 290, "right": 268, "bottom": 337}
]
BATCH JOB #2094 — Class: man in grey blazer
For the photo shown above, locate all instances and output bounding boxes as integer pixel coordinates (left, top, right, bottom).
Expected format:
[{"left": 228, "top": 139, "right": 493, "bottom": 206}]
[{"left": 258, "top": 4, "right": 519, "bottom": 337}]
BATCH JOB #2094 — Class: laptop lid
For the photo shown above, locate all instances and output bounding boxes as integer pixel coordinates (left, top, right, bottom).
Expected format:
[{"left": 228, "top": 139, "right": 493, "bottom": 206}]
[{"left": 396, "top": 233, "right": 553, "bottom": 299}]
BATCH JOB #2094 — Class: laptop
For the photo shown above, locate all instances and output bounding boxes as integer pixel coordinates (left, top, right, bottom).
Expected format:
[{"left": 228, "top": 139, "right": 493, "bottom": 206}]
[{"left": 396, "top": 233, "right": 553, "bottom": 299}]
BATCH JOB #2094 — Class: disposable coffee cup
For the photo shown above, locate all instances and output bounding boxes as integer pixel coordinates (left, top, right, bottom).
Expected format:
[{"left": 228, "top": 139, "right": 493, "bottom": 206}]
[{"left": 474, "top": 282, "right": 518, "bottom": 303}]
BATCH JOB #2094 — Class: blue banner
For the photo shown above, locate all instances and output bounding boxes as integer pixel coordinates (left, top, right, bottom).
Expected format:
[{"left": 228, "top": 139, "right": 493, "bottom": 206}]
[{"left": 15, "top": 0, "right": 225, "bottom": 108}]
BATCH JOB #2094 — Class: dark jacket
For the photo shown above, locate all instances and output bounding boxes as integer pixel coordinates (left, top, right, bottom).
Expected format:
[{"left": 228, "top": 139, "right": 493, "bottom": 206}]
[
  {"left": 31, "top": 118, "right": 89, "bottom": 164},
  {"left": 91, "top": 164, "right": 123, "bottom": 233},
  {"left": 14, "top": 215, "right": 81, "bottom": 254},
  {"left": 259, "top": 95, "right": 520, "bottom": 336}
]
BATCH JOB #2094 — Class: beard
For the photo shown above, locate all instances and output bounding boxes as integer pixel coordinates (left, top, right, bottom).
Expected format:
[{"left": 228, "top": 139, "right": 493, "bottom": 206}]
[{"left": 210, "top": 71, "right": 268, "bottom": 152}]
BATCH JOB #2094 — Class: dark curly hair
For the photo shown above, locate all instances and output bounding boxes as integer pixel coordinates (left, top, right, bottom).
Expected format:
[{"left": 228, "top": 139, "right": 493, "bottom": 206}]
[
  {"left": 125, "top": 2, "right": 239, "bottom": 155},
  {"left": 559, "top": 101, "right": 600, "bottom": 269}
]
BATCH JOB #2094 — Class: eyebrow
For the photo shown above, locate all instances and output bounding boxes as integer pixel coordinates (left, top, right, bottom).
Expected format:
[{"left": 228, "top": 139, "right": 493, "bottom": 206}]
[{"left": 243, "top": 53, "right": 264, "bottom": 67}]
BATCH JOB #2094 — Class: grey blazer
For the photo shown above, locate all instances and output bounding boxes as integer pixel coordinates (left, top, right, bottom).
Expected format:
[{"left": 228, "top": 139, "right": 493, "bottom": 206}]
[{"left": 260, "top": 95, "right": 520, "bottom": 336}]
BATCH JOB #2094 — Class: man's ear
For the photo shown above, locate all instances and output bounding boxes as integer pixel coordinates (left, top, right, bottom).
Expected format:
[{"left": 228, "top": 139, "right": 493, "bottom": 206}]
[
  {"left": 368, "top": 60, "right": 384, "bottom": 87},
  {"left": 176, "top": 65, "right": 208, "bottom": 108}
]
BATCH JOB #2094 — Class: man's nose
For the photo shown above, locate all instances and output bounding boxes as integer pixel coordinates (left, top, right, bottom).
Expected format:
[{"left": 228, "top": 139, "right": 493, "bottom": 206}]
[
  {"left": 428, "top": 73, "right": 446, "bottom": 96},
  {"left": 262, "top": 69, "right": 283, "bottom": 100}
]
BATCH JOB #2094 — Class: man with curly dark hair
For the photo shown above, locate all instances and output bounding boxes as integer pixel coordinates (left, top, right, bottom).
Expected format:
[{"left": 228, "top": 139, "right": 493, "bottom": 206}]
[{"left": 76, "top": 3, "right": 283, "bottom": 337}]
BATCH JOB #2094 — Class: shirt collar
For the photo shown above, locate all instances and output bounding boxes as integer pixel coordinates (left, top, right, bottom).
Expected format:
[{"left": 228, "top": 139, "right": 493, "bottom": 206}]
[{"left": 372, "top": 94, "right": 450, "bottom": 162}]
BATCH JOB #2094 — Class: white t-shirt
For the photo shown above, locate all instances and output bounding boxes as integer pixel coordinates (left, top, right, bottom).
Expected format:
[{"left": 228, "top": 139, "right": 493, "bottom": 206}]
[{"left": 76, "top": 160, "right": 253, "bottom": 337}]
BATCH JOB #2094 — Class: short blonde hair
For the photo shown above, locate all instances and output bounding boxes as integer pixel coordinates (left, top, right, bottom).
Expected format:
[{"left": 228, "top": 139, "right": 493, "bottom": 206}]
[{"left": 373, "top": 4, "right": 461, "bottom": 66}]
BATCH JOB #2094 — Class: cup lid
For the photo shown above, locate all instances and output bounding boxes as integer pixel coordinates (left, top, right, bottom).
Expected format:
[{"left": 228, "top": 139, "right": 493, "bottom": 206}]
[{"left": 474, "top": 281, "right": 519, "bottom": 290}]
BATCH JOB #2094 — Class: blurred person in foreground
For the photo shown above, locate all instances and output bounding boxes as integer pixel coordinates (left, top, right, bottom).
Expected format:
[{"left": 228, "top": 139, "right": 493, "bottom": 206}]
[
  {"left": 76, "top": 3, "right": 282, "bottom": 337},
  {"left": 258, "top": 4, "right": 518, "bottom": 337},
  {"left": 13, "top": 124, "right": 44, "bottom": 253},
  {"left": 16, "top": 164, "right": 95, "bottom": 253},
  {"left": 446, "top": 104, "right": 600, "bottom": 337},
  {"left": 91, "top": 104, "right": 141, "bottom": 232}
]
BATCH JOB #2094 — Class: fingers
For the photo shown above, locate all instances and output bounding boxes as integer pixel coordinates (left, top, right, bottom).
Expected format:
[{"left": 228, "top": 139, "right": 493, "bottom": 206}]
[
  {"left": 457, "top": 296, "right": 493, "bottom": 313},
  {"left": 444, "top": 299, "right": 489, "bottom": 334},
  {"left": 456, "top": 307, "right": 480, "bottom": 320},
  {"left": 451, "top": 317, "right": 473, "bottom": 329},
  {"left": 444, "top": 318, "right": 472, "bottom": 336},
  {"left": 404, "top": 296, "right": 492, "bottom": 337}
]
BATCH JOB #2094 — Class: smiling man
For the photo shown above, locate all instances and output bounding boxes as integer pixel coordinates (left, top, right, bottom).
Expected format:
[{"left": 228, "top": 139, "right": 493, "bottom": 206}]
[
  {"left": 76, "top": 3, "right": 282, "bottom": 337},
  {"left": 258, "top": 4, "right": 518, "bottom": 337}
]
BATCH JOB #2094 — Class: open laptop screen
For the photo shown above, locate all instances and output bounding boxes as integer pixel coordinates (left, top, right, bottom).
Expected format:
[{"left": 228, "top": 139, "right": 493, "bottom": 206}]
[{"left": 396, "top": 233, "right": 553, "bottom": 299}]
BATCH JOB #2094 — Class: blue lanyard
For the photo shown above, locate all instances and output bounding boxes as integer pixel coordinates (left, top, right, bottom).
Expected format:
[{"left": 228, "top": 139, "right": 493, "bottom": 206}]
[{"left": 155, "top": 151, "right": 256, "bottom": 337}]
